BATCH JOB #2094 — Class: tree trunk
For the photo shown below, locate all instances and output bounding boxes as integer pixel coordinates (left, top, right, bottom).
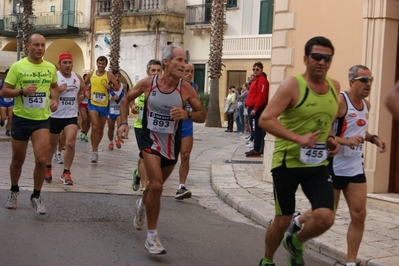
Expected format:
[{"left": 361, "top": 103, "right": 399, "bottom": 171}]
[
  {"left": 22, "top": 0, "right": 34, "bottom": 58},
  {"left": 109, "top": 0, "right": 122, "bottom": 72},
  {"left": 205, "top": 79, "right": 222, "bottom": 127}
]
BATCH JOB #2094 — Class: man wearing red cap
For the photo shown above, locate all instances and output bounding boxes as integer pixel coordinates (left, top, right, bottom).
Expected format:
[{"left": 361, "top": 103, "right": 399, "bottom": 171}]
[
  {"left": 44, "top": 52, "right": 86, "bottom": 185},
  {"left": 2, "top": 33, "right": 59, "bottom": 214},
  {"left": 84, "top": 56, "right": 119, "bottom": 163}
]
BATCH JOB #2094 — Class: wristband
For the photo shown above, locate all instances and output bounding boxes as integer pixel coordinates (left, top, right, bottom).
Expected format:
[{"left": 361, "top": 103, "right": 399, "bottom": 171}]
[
  {"left": 119, "top": 122, "right": 128, "bottom": 128},
  {"left": 370, "top": 135, "right": 378, "bottom": 144}
]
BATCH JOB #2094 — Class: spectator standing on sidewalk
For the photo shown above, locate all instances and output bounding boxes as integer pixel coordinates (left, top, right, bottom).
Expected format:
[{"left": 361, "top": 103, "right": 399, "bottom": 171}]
[
  {"left": 245, "top": 62, "right": 269, "bottom": 157},
  {"left": 84, "top": 56, "right": 119, "bottom": 163},
  {"left": 224, "top": 85, "right": 236, "bottom": 132},
  {"left": 117, "top": 45, "right": 206, "bottom": 255},
  {"left": 45, "top": 52, "right": 85, "bottom": 185},
  {"left": 3, "top": 33, "right": 59, "bottom": 214},
  {"left": 107, "top": 70, "right": 126, "bottom": 150},
  {"left": 258, "top": 36, "right": 340, "bottom": 266},
  {"left": 131, "top": 59, "right": 162, "bottom": 192},
  {"left": 329, "top": 65, "right": 386, "bottom": 266},
  {"left": 0, "top": 69, "right": 13, "bottom": 136},
  {"left": 175, "top": 63, "right": 199, "bottom": 200},
  {"left": 386, "top": 79, "right": 399, "bottom": 121},
  {"left": 235, "top": 83, "right": 248, "bottom": 135}
]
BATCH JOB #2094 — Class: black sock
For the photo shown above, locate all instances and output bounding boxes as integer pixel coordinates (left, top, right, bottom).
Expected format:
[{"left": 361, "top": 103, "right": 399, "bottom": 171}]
[
  {"left": 10, "top": 185, "right": 19, "bottom": 193},
  {"left": 46, "top": 165, "right": 51, "bottom": 169},
  {"left": 63, "top": 169, "right": 70, "bottom": 174},
  {"left": 31, "top": 190, "right": 41, "bottom": 199}
]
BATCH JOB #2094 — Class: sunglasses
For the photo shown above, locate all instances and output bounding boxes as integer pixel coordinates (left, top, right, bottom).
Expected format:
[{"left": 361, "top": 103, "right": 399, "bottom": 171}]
[
  {"left": 252, "top": 68, "right": 261, "bottom": 71},
  {"left": 309, "top": 53, "right": 332, "bottom": 62},
  {"left": 353, "top": 76, "right": 374, "bottom": 83}
]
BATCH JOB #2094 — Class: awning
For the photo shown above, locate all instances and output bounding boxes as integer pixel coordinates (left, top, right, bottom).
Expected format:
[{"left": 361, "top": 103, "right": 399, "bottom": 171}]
[{"left": 0, "top": 51, "right": 17, "bottom": 73}]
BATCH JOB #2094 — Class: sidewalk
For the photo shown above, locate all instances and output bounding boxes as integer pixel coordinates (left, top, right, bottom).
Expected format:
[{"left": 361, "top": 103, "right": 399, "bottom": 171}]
[
  {"left": 0, "top": 120, "right": 398, "bottom": 265},
  {"left": 209, "top": 127, "right": 399, "bottom": 266}
]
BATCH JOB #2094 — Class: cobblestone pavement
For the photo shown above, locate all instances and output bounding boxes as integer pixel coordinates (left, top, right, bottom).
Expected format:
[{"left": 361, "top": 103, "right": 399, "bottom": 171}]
[{"left": 0, "top": 119, "right": 398, "bottom": 265}]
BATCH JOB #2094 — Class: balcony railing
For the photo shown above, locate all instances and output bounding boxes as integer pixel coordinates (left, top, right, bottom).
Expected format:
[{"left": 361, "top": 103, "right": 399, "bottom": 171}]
[
  {"left": 95, "top": 0, "right": 163, "bottom": 14},
  {"left": 222, "top": 35, "right": 272, "bottom": 59},
  {"left": 185, "top": 4, "right": 226, "bottom": 26},
  {"left": 1, "top": 11, "right": 84, "bottom": 31}
]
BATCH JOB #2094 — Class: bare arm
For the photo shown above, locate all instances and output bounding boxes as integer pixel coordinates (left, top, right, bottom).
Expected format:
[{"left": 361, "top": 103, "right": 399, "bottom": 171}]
[{"left": 49, "top": 82, "right": 59, "bottom": 112}]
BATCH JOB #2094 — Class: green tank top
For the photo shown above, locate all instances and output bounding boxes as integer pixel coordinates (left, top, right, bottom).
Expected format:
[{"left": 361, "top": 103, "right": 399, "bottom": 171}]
[
  {"left": 134, "top": 93, "right": 145, "bottom": 129},
  {"left": 272, "top": 74, "right": 338, "bottom": 169}
]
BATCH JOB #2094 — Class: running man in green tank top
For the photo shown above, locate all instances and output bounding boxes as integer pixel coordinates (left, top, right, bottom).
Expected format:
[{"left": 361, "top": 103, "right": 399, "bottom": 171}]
[{"left": 257, "top": 36, "right": 341, "bottom": 266}]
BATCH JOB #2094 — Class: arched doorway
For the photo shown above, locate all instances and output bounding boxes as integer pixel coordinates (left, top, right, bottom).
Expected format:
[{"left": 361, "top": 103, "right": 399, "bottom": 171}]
[{"left": 45, "top": 39, "right": 85, "bottom": 75}]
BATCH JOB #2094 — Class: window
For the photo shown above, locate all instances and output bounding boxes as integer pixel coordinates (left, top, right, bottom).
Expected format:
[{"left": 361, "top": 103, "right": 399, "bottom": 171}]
[
  {"left": 194, "top": 64, "right": 206, "bottom": 93},
  {"left": 226, "top": 0, "right": 237, "bottom": 8},
  {"left": 259, "top": 0, "right": 274, "bottom": 34}
]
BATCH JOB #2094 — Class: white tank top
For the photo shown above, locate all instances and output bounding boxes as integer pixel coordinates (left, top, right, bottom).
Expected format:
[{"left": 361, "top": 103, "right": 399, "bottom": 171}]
[
  {"left": 109, "top": 83, "right": 124, "bottom": 115},
  {"left": 52, "top": 71, "right": 80, "bottom": 118},
  {"left": 331, "top": 92, "right": 369, "bottom": 177}
]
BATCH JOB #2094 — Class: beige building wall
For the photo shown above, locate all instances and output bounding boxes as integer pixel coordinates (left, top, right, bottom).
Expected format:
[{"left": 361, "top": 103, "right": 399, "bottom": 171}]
[{"left": 264, "top": 0, "right": 399, "bottom": 193}]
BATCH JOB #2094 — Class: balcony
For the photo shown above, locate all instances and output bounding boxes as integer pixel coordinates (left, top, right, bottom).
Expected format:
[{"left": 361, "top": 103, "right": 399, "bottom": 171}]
[
  {"left": 95, "top": 0, "right": 164, "bottom": 14},
  {"left": 0, "top": 11, "right": 85, "bottom": 37},
  {"left": 185, "top": 4, "right": 226, "bottom": 35},
  {"left": 222, "top": 35, "right": 272, "bottom": 59}
]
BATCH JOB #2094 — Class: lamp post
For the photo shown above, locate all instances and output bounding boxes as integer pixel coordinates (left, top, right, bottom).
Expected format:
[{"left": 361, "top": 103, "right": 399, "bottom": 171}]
[{"left": 10, "top": 1, "right": 36, "bottom": 61}]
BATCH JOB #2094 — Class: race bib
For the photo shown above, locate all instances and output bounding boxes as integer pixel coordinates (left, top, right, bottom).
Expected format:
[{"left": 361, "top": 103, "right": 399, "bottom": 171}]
[
  {"left": 93, "top": 92, "right": 106, "bottom": 102},
  {"left": 343, "top": 143, "right": 363, "bottom": 157},
  {"left": 109, "top": 105, "right": 120, "bottom": 115},
  {"left": 59, "top": 97, "right": 76, "bottom": 110},
  {"left": 23, "top": 93, "right": 46, "bottom": 109},
  {"left": 147, "top": 111, "right": 174, "bottom": 133},
  {"left": 299, "top": 143, "right": 328, "bottom": 165}
]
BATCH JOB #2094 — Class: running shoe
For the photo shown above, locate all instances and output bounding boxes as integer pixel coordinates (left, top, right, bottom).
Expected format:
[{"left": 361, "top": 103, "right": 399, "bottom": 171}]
[
  {"left": 145, "top": 234, "right": 167, "bottom": 255},
  {"left": 60, "top": 172, "right": 73, "bottom": 185},
  {"left": 84, "top": 134, "right": 88, "bottom": 142},
  {"left": 287, "top": 211, "right": 302, "bottom": 235},
  {"left": 246, "top": 149, "right": 261, "bottom": 158},
  {"left": 5, "top": 191, "right": 18, "bottom": 209},
  {"left": 80, "top": 133, "right": 85, "bottom": 141},
  {"left": 54, "top": 152, "right": 64, "bottom": 164},
  {"left": 282, "top": 232, "right": 304, "bottom": 266},
  {"left": 109, "top": 143, "right": 114, "bottom": 150},
  {"left": 0, "top": 120, "right": 4, "bottom": 127},
  {"left": 175, "top": 186, "right": 192, "bottom": 200},
  {"left": 6, "top": 130, "right": 11, "bottom": 137},
  {"left": 133, "top": 199, "right": 146, "bottom": 230},
  {"left": 258, "top": 259, "right": 275, "bottom": 266},
  {"left": 132, "top": 169, "right": 141, "bottom": 191},
  {"left": 31, "top": 196, "right": 47, "bottom": 215},
  {"left": 45, "top": 168, "right": 52, "bottom": 183},
  {"left": 91, "top": 152, "right": 98, "bottom": 163},
  {"left": 115, "top": 139, "right": 121, "bottom": 149}
]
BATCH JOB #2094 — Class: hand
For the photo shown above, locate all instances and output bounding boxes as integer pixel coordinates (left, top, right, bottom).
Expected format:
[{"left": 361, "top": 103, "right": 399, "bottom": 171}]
[
  {"left": 374, "top": 138, "right": 387, "bottom": 153},
  {"left": 130, "top": 104, "right": 139, "bottom": 114},
  {"left": 346, "top": 135, "right": 364, "bottom": 146},
  {"left": 104, "top": 84, "right": 111, "bottom": 90},
  {"left": 327, "top": 138, "right": 340, "bottom": 157},
  {"left": 24, "top": 84, "right": 38, "bottom": 96},
  {"left": 170, "top": 106, "right": 186, "bottom": 120},
  {"left": 296, "top": 130, "right": 320, "bottom": 148},
  {"left": 251, "top": 110, "right": 256, "bottom": 116},
  {"left": 59, "top": 83, "right": 67, "bottom": 92},
  {"left": 50, "top": 100, "right": 58, "bottom": 112},
  {"left": 116, "top": 124, "right": 129, "bottom": 143}
]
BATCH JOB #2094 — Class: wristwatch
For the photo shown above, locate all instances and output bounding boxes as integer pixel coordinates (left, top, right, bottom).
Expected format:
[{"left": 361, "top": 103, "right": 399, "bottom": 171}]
[
  {"left": 187, "top": 111, "right": 192, "bottom": 120},
  {"left": 19, "top": 89, "right": 23, "bottom": 96}
]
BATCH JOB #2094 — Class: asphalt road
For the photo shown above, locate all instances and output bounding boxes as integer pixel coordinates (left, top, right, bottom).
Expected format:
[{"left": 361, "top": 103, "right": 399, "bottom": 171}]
[{"left": 0, "top": 191, "right": 337, "bottom": 266}]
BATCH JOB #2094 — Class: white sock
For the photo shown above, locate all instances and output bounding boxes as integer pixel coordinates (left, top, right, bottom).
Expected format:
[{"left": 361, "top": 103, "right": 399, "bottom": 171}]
[
  {"left": 138, "top": 198, "right": 145, "bottom": 210},
  {"left": 179, "top": 184, "right": 186, "bottom": 189},
  {"left": 147, "top": 229, "right": 157, "bottom": 238},
  {"left": 346, "top": 263, "right": 357, "bottom": 266},
  {"left": 294, "top": 216, "right": 302, "bottom": 227}
]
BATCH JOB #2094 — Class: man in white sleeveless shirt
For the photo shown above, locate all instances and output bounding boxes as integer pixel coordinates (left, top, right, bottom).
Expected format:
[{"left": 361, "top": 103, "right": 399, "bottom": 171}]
[
  {"left": 45, "top": 52, "right": 86, "bottom": 185},
  {"left": 330, "top": 65, "right": 386, "bottom": 266},
  {"left": 117, "top": 45, "right": 206, "bottom": 255}
]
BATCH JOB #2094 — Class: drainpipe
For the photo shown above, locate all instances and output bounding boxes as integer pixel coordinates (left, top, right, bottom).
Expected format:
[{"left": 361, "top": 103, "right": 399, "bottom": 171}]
[{"left": 89, "top": 0, "right": 96, "bottom": 71}]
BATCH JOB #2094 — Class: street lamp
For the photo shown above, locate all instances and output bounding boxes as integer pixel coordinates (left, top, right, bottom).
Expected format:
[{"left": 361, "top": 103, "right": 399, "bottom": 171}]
[{"left": 10, "top": 1, "right": 36, "bottom": 61}]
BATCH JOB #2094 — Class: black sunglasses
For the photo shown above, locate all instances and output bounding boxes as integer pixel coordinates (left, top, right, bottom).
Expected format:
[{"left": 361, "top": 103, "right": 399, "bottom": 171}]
[
  {"left": 252, "top": 68, "right": 260, "bottom": 71},
  {"left": 353, "top": 76, "right": 374, "bottom": 83},
  {"left": 309, "top": 53, "right": 332, "bottom": 62}
]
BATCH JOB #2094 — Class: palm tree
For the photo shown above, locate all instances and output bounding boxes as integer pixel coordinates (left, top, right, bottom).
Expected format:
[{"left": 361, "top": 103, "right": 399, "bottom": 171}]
[
  {"left": 205, "top": 0, "right": 225, "bottom": 127},
  {"left": 109, "top": 0, "right": 123, "bottom": 72},
  {"left": 22, "top": 0, "right": 34, "bottom": 57}
]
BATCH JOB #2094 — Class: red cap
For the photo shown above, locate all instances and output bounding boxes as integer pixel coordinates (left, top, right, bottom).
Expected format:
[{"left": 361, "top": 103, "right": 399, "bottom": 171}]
[{"left": 59, "top": 52, "right": 73, "bottom": 62}]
